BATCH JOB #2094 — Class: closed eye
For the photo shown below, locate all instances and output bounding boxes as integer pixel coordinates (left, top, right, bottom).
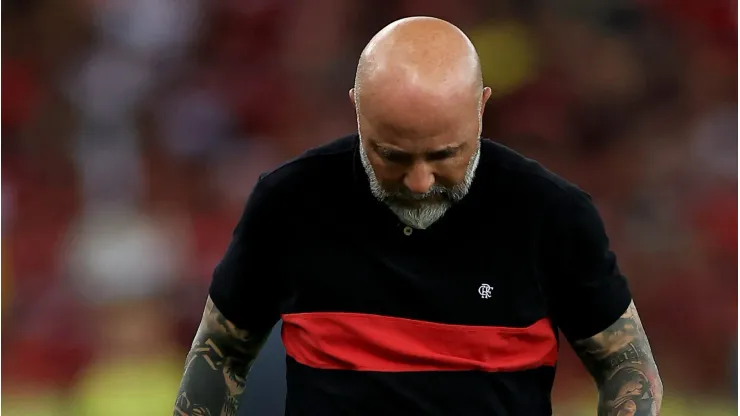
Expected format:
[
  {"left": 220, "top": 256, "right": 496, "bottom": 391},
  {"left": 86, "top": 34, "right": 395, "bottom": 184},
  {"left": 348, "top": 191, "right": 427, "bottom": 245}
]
[
  {"left": 426, "top": 143, "right": 465, "bottom": 161},
  {"left": 426, "top": 149, "right": 457, "bottom": 161},
  {"left": 372, "top": 142, "right": 465, "bottom": 164}
]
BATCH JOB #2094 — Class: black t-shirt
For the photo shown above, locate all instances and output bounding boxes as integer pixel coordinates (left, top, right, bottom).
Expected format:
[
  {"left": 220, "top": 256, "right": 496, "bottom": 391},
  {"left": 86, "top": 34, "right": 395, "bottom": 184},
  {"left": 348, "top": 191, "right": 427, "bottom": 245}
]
[{"left": 209, "top": 135, "right": 632, "bottom": 416}]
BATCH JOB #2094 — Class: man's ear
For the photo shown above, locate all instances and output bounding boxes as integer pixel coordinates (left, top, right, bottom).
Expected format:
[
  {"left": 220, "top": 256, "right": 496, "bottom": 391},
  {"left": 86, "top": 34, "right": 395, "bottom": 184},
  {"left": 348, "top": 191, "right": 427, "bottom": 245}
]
[{"left": 480, "top": 87, "right": 492, "bottom": 117}]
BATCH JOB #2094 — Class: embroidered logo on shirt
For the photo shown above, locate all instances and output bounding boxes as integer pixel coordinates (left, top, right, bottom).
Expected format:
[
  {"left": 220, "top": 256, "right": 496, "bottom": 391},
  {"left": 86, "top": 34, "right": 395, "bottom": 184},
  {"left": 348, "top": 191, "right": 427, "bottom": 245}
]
[{"left": 478, "top": 283, "right": 493, "bottom": 299}]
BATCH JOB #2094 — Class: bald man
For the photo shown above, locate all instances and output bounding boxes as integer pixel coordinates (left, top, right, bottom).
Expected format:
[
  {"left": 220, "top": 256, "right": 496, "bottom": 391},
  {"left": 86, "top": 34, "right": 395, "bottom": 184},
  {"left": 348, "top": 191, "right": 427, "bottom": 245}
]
[{"left": 174, "top": 17, "right": 662, "bottom": 416}]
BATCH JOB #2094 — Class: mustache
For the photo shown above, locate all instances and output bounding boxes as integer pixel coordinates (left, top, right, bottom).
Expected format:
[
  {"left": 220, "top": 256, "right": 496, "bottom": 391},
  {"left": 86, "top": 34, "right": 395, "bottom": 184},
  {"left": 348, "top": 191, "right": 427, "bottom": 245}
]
[{"left": 385, "top": 185, "right": 451, "bottom": 201}]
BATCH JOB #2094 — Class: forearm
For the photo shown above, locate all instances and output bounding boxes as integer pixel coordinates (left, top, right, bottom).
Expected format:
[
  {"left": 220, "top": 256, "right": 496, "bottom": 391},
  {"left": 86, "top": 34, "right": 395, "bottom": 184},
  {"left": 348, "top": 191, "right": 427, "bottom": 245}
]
[
  {"left": 594, "top": 359, "right": 663, "bottom": 415},
  {"left": 573, "top": 301, "right": 663, "bottom": 415},
  {"left": 174, "top": 297, "right": 269, "bottom": 416}
]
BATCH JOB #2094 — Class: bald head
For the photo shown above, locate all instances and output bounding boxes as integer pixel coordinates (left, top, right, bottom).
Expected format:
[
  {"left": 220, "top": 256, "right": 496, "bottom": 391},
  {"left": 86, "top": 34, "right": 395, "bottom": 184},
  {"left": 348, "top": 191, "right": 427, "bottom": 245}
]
[
  {"left": 353, "top": 16, "right": 484, "bottom": 114},
  {"left": 351, "top": 17, "right": 491, "bottom": 230}
]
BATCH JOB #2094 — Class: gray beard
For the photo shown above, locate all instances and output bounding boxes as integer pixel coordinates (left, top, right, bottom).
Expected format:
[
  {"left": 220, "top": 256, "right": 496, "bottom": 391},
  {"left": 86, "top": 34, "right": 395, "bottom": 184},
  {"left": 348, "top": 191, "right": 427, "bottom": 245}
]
[{"left": 359, "top": 138, "right": 480, "bottom": 229}]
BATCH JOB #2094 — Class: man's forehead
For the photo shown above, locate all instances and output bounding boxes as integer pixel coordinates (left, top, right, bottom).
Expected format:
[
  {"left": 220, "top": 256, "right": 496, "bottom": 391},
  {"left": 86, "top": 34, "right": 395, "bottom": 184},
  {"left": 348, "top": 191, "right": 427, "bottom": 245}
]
[
  {"left": 361, "top": 111, "right": 476, "bottom": 148},
  {"left": 360, "top": 83, "right": 475, "bottom": 121}
]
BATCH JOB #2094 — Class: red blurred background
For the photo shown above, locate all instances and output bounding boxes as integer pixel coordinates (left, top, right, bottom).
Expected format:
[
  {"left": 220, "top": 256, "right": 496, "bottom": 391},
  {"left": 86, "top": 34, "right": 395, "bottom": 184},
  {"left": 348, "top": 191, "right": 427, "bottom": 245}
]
[{"left": 2, "top": 0, "right": 737, "bottom": 414}]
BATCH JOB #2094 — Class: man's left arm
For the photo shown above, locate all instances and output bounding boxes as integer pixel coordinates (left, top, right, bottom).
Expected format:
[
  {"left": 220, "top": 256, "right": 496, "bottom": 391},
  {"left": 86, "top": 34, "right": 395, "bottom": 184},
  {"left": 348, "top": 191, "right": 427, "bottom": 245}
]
[
  {"left": 571, "top": 301, "right": 663, "bottom": 416},
  {"left": 542, "top": 188, "right": 663, "bottom": 415}
]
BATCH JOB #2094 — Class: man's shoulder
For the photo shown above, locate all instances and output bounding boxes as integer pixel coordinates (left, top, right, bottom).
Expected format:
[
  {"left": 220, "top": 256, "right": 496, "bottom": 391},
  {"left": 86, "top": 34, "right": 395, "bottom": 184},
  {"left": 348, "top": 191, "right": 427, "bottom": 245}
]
[
  {"left": 257, "top": 134, "right": 357, "bottom": 193},
  {"left": 479, "top": 139, "right": 587, "bottom": 205}
]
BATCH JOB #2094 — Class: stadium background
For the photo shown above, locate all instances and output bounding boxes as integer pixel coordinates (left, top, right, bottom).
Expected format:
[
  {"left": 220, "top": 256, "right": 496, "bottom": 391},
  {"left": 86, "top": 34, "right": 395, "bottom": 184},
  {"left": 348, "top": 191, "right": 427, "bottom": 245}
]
[{"left": 2, "top": 0, "right": 736, "bottom": 414}]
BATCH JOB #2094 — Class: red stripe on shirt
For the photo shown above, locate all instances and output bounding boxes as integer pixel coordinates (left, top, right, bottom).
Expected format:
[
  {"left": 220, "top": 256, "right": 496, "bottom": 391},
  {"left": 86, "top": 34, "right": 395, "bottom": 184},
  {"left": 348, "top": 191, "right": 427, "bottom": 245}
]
[{"left": 281, "top": 312, "right": 558, "bottom": 372}]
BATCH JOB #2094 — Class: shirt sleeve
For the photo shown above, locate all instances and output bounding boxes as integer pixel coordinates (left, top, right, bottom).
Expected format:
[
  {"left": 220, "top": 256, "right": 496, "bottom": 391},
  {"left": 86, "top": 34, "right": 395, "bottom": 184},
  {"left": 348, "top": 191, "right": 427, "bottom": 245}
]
[
  {"left": 543, "top": 188, "right": 632, "bottom": 341},
  {"left": 208, "top": 176, "right": 287, "bottom": 333}
]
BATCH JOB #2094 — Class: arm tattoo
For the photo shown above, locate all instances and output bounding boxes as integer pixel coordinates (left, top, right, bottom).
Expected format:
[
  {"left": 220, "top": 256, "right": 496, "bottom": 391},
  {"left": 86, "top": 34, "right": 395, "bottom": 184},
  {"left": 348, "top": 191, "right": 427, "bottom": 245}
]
[
  {"left": 572, "top": 301, "right": 663, "bottom": 416},
  {"left": 173, "top": 297, "right": 270, "bottom": 416}
]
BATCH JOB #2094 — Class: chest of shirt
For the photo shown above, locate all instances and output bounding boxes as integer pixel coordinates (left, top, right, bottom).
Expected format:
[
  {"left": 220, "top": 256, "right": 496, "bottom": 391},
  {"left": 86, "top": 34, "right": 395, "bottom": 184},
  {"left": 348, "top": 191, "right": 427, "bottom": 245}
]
[{"left": 281, "top": 219, "right": 549, "bottom": 329}]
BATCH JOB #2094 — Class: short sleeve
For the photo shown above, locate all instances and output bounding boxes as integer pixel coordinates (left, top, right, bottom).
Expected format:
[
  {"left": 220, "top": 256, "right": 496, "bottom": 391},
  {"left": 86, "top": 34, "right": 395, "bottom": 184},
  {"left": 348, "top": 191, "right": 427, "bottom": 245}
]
[
  {"left": 208, "top": 176, "right": 286, "bottom": 333},
  {"left": 543, "top": 189, "right": 632, "bottom": 341}
]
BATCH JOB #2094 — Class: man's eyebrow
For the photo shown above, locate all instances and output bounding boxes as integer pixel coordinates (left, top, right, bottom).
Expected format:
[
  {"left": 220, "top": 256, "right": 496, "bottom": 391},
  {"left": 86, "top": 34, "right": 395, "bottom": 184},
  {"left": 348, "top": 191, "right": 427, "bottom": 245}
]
[
  {"left": 425, "top": 143, "right": 466, "bottom": 156},
  {"left": 371, "top": 142, "right": 410, "bottom": 157},
  {"left": 371, "top": 141, "right": 401, "bottom": 151},
  {"left": 423, "top": 143, "right": 467, "bottom": 160}
]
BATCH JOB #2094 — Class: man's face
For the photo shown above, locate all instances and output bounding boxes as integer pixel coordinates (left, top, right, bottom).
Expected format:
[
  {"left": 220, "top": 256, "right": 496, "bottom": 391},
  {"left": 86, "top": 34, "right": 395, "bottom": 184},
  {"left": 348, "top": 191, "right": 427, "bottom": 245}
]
[
  {"left": 357, "top": 112, "right": 482, "bottom": 229},
  {"left": 352, "top": 84, "right": 490, "bottom": 229}
]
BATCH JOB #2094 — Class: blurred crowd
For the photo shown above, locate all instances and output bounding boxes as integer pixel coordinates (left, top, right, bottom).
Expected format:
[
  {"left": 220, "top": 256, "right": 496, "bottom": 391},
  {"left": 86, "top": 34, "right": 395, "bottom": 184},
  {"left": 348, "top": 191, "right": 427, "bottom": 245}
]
[{"left": 2, "top": 0, "right": 737, "bottom": 414}]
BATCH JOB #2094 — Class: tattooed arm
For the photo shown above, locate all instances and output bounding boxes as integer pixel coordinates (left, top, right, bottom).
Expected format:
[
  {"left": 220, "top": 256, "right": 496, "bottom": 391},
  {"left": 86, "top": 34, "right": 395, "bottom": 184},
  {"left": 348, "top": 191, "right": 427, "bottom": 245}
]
[
  {"left": 173, "top": 296, "right": 271, "bottom": 416},
  {"left": 571, "top": 301, "right": 663, "bottom": 416}
]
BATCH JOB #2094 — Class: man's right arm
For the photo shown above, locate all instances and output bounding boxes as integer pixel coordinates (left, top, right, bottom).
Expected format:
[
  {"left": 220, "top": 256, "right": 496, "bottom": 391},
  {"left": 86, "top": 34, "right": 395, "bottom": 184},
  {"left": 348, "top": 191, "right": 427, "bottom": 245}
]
[
  {"left": 173, "top": 174, "right": 287, "bottom": 414},
  {"left": 174, "top": 296, "right": 271, "bottom": 416}
]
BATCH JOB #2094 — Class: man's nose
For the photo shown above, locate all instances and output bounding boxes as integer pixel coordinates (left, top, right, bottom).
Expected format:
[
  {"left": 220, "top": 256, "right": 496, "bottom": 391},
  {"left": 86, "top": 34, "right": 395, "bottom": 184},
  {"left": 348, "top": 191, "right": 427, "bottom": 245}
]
[{"left": 403, "top": 164, "right": 435, "bottom": 194}]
